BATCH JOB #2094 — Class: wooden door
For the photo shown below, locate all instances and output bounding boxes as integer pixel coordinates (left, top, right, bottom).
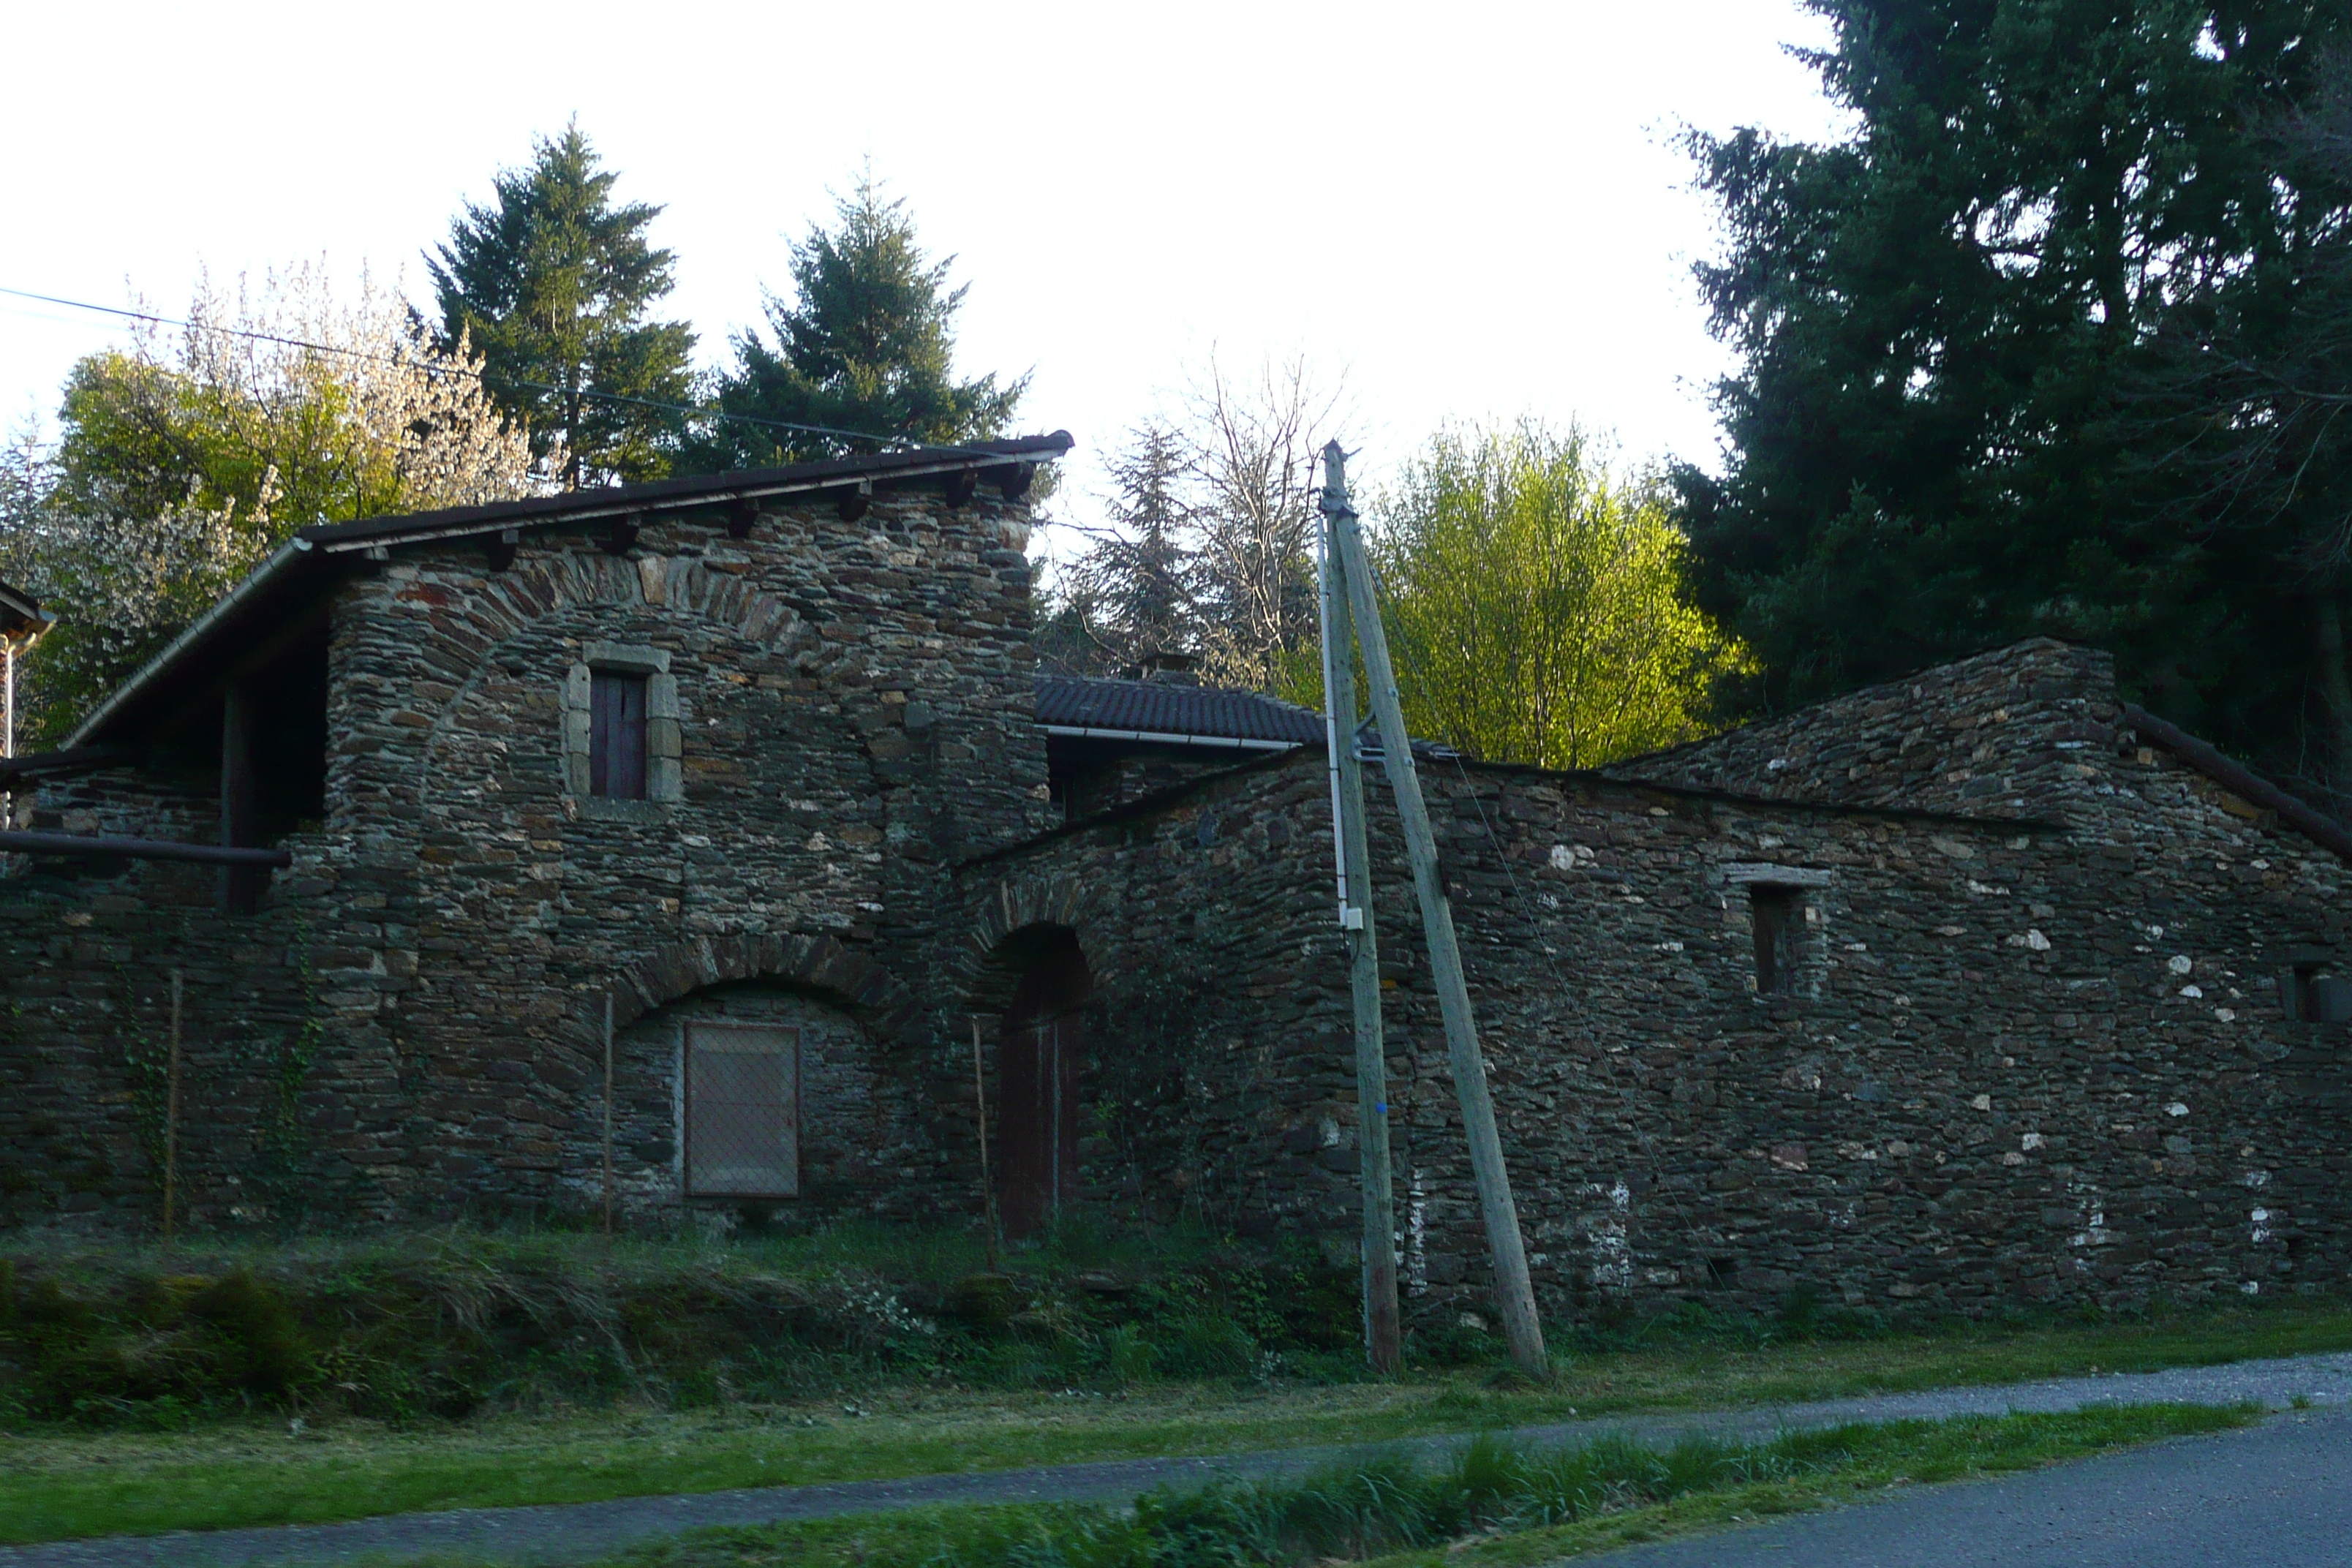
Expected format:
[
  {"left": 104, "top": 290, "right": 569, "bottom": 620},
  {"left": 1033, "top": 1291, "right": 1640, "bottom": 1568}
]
[{"left": 1000, "top": 956, "right": 1086, "bottom": 1238}]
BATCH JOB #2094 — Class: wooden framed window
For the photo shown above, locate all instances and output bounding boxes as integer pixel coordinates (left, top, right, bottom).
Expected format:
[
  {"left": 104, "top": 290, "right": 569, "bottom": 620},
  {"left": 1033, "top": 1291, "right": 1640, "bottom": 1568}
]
[
  {"left": 1751, "top": 884, "right": 1802, "bottom": 995},
  {"left": 589, "top": 670, "right": 648, "bottom": 799},
  {"left": 562, "top": 647, "right": 679, "bottom": 806},
  {"left": 685, "top": 1021, "right": 799, "bottom": 1198}
]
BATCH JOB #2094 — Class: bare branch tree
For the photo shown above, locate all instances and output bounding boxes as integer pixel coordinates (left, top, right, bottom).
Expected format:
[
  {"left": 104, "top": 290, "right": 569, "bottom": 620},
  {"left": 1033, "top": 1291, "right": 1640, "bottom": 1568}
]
[{"left": 1180, "top": 355, "right": 1341, "bottom": 695}]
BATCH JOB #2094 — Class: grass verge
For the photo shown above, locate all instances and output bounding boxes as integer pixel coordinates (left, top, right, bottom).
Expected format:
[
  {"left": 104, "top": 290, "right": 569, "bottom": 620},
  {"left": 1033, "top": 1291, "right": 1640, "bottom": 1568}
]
[
  {"left": 522, "top": 1403, "right": 2260, "bottom": 1567},
  {"left": 0, "top": 1292, "right": 2345, "bottom": 1545}
]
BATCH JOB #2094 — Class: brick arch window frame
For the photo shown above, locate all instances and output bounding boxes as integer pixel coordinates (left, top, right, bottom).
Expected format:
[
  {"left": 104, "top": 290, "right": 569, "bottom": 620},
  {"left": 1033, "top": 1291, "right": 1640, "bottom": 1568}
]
[{"left": 562, "top": 641, "right": 683, "bottom": 809}]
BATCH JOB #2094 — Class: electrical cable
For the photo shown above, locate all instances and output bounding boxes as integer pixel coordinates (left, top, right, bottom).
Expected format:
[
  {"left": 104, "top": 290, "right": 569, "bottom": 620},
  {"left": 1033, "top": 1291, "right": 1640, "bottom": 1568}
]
[{"left": 0, "top": 284, "right": 1017, "bottom": 463}]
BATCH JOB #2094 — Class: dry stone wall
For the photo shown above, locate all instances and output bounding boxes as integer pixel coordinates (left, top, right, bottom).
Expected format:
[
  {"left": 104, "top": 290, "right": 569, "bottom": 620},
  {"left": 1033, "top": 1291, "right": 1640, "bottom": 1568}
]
[
  {"left": 1613, "top": 638, "right": 2120, "bottom": 821},
  {"left": 957, "top": 641, "right": 2351, "bottom": 1316},
  {"left": 0, "top": 486, "right": 1052, "bottom": 1229}
]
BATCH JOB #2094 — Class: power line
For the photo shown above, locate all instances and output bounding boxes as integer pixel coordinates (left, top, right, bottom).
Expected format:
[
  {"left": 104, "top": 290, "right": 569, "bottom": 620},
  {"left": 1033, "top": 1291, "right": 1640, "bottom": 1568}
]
[{"left": 0, "top": 284, "right": 1009, "bottom": 461}]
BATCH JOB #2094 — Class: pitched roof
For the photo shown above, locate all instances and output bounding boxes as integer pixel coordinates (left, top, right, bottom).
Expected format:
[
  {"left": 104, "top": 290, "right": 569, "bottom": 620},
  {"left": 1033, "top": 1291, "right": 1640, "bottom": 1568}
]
[
  {"left": 67, "top": 435, "right": 1074, "bottom": 747},
  {"left": 1035, "top": 676, "right": 1323, "bottom": 745},
  {"left": 0, "top": 579, "right": 48, "bottom": 641},
  {"left": 296, "top": 434, "right": 1071, "bottom": 553}
]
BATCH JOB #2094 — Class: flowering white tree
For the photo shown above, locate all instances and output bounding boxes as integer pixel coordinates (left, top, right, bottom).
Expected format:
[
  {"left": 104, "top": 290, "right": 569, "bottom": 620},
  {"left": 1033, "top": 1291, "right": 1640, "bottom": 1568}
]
[{"left": 4, "top": 263, "right": 556, "bottom": 742}]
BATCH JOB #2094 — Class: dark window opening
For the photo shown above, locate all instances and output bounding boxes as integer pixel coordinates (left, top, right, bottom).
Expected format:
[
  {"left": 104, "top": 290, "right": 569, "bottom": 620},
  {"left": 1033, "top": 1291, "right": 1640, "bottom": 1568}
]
[
  {"left": 1703, "top": 1256, "right": 1741, "bottom": 1289},
  {"left": 2291, "top": 962, "right": 2352, "bottom": 1023},
  {"left": 589, "top": 670, "right": 648, "bottom": 799},
  {"left": 216, "top": 614, "right": 330, "bottom": 913},
  {"left": 1751, "top": 884, "right": 1802, "bottom": 996}
]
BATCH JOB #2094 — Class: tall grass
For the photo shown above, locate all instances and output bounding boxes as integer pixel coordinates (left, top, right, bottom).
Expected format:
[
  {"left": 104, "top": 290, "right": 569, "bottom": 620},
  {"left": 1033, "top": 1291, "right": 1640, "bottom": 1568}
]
[
  {"left": 598, "top": 1405, "right": 2259, "bottom": 1568},
  {"left": 0, "top": 1218, "right": 1364, "bottom": 1428}
]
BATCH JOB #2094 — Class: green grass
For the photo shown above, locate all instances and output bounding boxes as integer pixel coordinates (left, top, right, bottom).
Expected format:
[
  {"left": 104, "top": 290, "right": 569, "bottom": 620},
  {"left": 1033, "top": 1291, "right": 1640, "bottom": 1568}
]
[
  {"left": 500, "top": 1404, "right": 2261, "bottom": 1567},
  {"left": 3, "top": 1224, "right": 2347, "bottom": 1546},
  {"left": 0, "top": 1289, "right": 2341, "bottom": 1545}
]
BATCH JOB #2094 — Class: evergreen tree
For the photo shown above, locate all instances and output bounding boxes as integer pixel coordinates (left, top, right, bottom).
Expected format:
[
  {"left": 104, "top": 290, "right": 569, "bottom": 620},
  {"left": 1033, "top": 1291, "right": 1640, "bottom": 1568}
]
[
  {"left": 687, "top": 174, "right": 1025, "bottom": 467},
  {"left": 1678, "top": 1, "right": 2351, "bottom": 799},
  {"left": 2124, "top": 45, "right": 2352, "bottom": 803},
  {"left": 429, "top": 121, "right": 695, "bottom": 486},
  {"left": 1057, "top": 423, "right": 1199, "bottom": 668}
]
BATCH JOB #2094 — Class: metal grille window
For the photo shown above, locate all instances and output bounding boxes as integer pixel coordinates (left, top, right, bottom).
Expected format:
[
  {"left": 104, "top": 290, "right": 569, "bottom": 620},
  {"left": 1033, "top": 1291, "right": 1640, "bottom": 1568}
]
[
  {"left": 685, "top": 1022, "right": 799, "bottom": 1197},
  {"left": 589, "top": 671, "right": 649, "bottom": 799}
]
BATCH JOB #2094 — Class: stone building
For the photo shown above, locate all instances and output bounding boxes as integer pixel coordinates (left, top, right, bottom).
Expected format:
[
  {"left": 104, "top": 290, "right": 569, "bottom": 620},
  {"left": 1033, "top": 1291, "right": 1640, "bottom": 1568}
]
[{"left": 2, "top": 439, "right": 2348, "bottom": 1317}]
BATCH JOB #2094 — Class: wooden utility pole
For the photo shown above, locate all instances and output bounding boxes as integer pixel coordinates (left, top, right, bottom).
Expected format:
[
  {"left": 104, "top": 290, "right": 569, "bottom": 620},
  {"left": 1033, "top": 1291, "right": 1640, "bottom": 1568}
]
[
  {"left": 1321, "top": 441, "right": 1548, "bottom": 1376},
  {"left": 1316, "top": 470, "right": 1401, "bottom": 1373}
]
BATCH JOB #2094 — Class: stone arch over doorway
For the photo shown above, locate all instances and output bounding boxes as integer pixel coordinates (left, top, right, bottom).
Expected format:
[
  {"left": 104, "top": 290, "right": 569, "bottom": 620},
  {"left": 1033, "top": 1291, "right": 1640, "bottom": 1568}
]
[
  {"left": 588, "top": 935, "right": 927, "bottom": 1222},
  {"left": 611, "top": 932, "right": 919, "bottom": 1037},
  {"left": 952, "top": 875, "right": 1116, "bottom": 1237}
]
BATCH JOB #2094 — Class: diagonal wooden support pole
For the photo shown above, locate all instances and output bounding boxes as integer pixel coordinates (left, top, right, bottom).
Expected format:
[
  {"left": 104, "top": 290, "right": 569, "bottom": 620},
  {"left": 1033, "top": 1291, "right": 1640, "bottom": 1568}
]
[
  {"left": 1317, "top": 472, "right": 1401, "bottom": 1373},
  {"left": 1321, "top": 441, "right": 1548, "bottom": 1376}
]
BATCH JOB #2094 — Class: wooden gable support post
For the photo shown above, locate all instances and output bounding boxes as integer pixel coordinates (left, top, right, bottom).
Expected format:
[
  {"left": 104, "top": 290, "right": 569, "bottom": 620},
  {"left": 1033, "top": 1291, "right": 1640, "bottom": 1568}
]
[
  {"left": 1321, "top": 440, "right": 1548, "bottom": 1378},
  {"left": 219, "top": 682, "right": 262, "bottom": 913}
]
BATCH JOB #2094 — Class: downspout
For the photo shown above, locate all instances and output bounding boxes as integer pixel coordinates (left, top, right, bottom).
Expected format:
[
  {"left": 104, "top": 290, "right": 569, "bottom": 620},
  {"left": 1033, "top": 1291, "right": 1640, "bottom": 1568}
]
[{"left": 1313, "top": 517, "right": 1355, "bottom": 927}]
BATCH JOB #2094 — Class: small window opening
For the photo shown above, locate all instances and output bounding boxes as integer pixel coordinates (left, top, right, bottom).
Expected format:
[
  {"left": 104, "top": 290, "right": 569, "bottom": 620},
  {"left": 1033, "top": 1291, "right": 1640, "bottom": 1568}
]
[
  {"left": 1751, "top": 884, "right": 1802, "bottom": 995},
  {"left": 2291, "top": 962, "right": 2351, "bottom": 1023},
  {"left": 1703, "top": 1256, "right": 1741, "bottom": 1289},
  {"left": 589, "top": 670, "right": 648, "bottom": 799}
]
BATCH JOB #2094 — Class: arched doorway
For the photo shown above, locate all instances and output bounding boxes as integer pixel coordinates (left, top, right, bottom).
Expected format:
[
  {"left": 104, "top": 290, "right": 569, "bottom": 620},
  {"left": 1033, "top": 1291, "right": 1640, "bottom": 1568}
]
[{"left": 998, "top": 927, "right": 1090, "bottom": 1238}]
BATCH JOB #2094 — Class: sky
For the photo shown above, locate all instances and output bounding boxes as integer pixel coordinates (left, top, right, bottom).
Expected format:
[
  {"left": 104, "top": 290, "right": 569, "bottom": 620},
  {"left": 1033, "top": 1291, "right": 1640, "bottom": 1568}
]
[{"left": 0, "top": 1, "right": 1852, "bottom": 546}]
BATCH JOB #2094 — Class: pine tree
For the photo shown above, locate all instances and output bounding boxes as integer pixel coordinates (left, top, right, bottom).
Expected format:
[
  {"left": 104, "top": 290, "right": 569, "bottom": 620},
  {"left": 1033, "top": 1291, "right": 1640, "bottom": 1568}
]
[
  {"left": 686, "top": 174, "right": 1025, "bottom": 468},
  {"left": 1058, "top": 424, "right": 1199, "bottom": 667},
  {"left": 429, "top": 121, "right": 695, "bottom": 486},
  {"left": 1677, "top": 1, "right": 2351, "bottom": 799}
]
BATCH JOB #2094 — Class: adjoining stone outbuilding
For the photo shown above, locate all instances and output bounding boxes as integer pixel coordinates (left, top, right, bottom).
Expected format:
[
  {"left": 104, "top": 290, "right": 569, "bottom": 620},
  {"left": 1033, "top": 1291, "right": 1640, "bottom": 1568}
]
[
  {"left": 970, "top": 638, "right": 2352, "bottom": 1313},
  {"left": 1, "top": 437, "right": 2347, "bottom": 1321}
]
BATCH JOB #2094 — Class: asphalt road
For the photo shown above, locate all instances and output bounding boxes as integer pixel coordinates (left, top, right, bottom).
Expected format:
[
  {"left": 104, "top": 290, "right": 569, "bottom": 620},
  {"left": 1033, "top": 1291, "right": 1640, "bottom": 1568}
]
[
  {"left": 4, "top": 1351, "right": 2348, "bottom": 1567},
  {"left": 1584, "top": 1403, "right": 2352, "bottom": 1568}
]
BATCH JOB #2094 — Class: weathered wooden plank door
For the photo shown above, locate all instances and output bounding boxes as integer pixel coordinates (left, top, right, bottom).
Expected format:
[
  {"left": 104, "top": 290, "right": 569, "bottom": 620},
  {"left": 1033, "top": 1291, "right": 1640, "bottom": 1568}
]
[{"left": 1000, "top": 960, "right": 1085, "bottom": 1239}]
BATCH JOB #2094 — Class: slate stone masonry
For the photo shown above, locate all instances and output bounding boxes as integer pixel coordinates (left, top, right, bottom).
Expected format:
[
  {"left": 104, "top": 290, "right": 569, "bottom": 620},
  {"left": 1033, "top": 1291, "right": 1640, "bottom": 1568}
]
[
  {"left": 953, "top": 640, "right": 2352, "bottom": 1315},
  {"left": 1, "top": 483, "right": 1052, "bottom": 1228},
  {"left": 4, "top": 508, "right": 2347, "bottom": 1329}
]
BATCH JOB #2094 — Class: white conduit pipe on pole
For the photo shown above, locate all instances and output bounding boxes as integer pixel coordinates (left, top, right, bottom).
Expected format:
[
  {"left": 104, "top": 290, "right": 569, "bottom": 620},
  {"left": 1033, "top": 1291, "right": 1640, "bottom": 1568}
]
[{"left": 1313, "top": 521, "right": 1359, "bottom": 930}]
